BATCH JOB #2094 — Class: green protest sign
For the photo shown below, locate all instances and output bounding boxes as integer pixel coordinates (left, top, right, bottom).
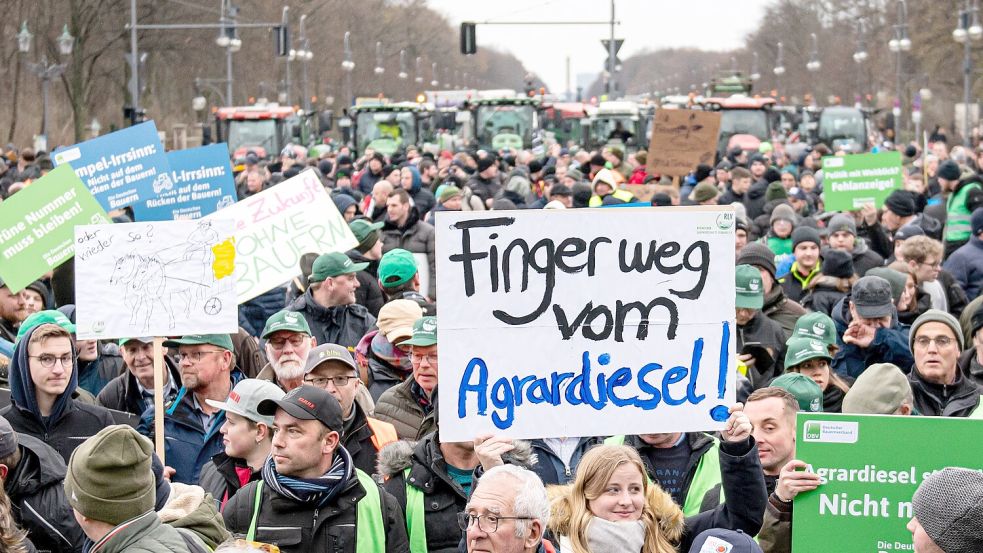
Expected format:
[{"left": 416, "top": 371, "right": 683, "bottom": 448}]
[
  {"left": 792, "top": 413, "right": 983, "bottom": 553},
  {"left": 822, "top": 151, "right": 903, "bottom": 212},
  {"left": 0, "top": 165, "right": 110, "bottom": 293}
]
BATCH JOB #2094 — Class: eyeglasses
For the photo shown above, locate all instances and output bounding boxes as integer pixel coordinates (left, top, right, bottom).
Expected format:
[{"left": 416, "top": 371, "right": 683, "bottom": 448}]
[
  {"left": 457, "top": 512, "right": 532, "bottom": 533},
  {"left": 268, "top": 335, "right": 308, "bottom": 350},
  {"left": 304, "top": 375, "right": 358, "bottom": 388},
  {"left": 29, "top": 354, "right": 73, "bottom": 368},
  {"left": 410, "top": 353, "right": 437, "bottom": 364},
  {"left": 176, "top": 350, "right": 225, "bottom": 364},
  {"left": 913, "top": 336, "right": 955, "bottom": 349}
]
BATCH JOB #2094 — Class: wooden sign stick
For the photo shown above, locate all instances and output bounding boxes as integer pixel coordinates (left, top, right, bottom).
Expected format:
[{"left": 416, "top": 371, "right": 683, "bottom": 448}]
[{"left": 152, "top": 337, "right": 165, "bottom": 463}]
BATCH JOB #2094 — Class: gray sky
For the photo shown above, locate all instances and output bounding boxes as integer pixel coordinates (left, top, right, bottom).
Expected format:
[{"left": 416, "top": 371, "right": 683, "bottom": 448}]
[{"left": 427, "top": 0, "right": 773, "bottom": 94}]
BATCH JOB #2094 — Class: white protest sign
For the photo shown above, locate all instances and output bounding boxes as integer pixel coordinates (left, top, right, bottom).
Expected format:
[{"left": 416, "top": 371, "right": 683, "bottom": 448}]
[
  {"left": 74, "top": 219, "right": 238, "bottom": 339},
  {"left": 207, "top": 169, "right": 358, "bottom": 302},
  {"left": 435, "top": 207, "right": 737, "bottom": 442}
]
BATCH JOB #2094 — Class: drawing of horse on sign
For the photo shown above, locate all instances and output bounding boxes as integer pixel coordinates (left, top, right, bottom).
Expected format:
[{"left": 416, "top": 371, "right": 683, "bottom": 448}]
[{"left": 109, "top": 251, "right": 211, "bottom": 332}]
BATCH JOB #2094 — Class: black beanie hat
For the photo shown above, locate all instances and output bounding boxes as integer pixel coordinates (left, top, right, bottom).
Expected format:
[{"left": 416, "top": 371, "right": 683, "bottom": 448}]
[
  {"left": 792, "top": 227, "right": 821, "bottom": 250},
  {"left": 884, "top": 190, "right": 917, "bottom": 217},
  {"left": 737, "top": 242, "right": 777, "bottom": 278},
  {"left": 590, "top": 153, "right": 607, "bottom": 167},
  {"left": 763, "top": 167, "right": 782, "bottom": 184},
  {"left": 821, "top": 248, "right": 855, "bottom": 278},
  {"left": 694, "top": 164, "right": 713, "bottom": 183},
  {"left": 938, "top": 160, "right": 961, "bottom": 181}
]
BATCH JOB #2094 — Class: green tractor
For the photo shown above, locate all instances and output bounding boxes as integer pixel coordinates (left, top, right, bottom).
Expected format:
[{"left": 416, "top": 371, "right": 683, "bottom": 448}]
[
  {"left": 350, "top": 102, "right": 427, "bottom": 157},
  {"left": 470, "top": 97, "right": 542, "bottom": 152}
]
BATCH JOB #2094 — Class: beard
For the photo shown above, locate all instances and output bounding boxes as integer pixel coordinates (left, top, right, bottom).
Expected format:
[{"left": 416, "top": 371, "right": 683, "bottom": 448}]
[{"left": 272, "top": 354, "right": 305, "bottom": 380}]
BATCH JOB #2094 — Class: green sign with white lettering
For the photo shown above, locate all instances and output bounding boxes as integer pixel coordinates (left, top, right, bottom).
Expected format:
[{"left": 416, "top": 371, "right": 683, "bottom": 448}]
[
  {"left": 822, "top": 151, "right": 903, "bottom": 212},
  {"left": 792, "top": 413, "right": 983, "bottom": 553},
  {"left": 0, "top": 164, "right": 110, "bottom": 293}
]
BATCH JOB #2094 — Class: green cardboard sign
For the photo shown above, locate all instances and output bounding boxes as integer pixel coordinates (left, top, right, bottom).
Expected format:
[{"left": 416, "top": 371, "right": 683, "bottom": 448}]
[
  {"left": 822, "top": 152, "right": 903, "bottom": 212},
  {"left": 0, "top": 165, "right": 110, "bottom": 293},
  {"left": 792, "top": 413, "right": 983, "bottom": 553}
]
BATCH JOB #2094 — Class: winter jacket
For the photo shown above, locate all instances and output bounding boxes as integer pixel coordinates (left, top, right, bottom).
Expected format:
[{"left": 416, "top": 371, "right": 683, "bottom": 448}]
[
  {"left": 198, "top": 453, "right": 260, "bottom": 511},
  {"left": 76, "top": 348, "right": 124, "bottom": 397},
  {"left": 958, "top": 346, "right": 983, "bottom": 388},
  {"left": 239, "top": 288, "right": 286, "bottom": 339},
  {"left": 5, "top": 434, "right": 84, "bottom": 553},
  {"left": 800, "top": 276, "right": 849, "bottom": 317},
  {"left": 287, "top": 289, "right": 377, "bottom": 352},
  {"left": 157, "top": 482, "right": 230, "bottom": 549},
  {"left": 1, "top": 325, "right": 115, "bottom": 464},
  {"left": 232, "top": 326, "right": 268, "bottom": 378},
  {"left": 823, "top": 383, "right": 848, "bottom": 413},
  {"left": 97, "top": 357, "right": 182, "bottom": 417},
  {"left": 736, "top": 311, "right": 787, "bottom": 389},
  {"left": 762, "top": 286, "right": 807, "bottom": 340},
  {"left": 757, "top": 494, "right": 792, "bottom": 553},
  {"left": 381, "top": 209, "right": 437, "bottom": 299},
  {"left": 138, "top": 369, "right": 245, "bottom": 485},
  {"left": 831, "top": 296, "right": 914, "bottom": 379},
  {"left": 404, "top": 167, "right": 436, "bottom": 217},
  {"left": 908, "top": 365, "right": 982, "bottom": 417},
  {"left": 528, "top": 437, "right": 605, "bottom": 486},
  {"left": 943, "top": 234, "right": 983, "bottom": 300},
  {"left": 780, "top": 262, "right": 820, "bottom": 303},
  {"left": 355, "top": 167, "right": 385, "bottom": 196},
  {"left": 374, "top": 378, "right": 430, "bottom": 440},
  {"left": 743, "top": 179, "right": 770, "bottom": 220},
  {"left": 934, "top": 270, "right": 970, "bottom": 318},
  {"left": 619, "top": 432, "right": 722, "bottom": 513},
  {"left": 342, "top": 401, "right": 397, "bottom": 477},
  {"left": 465, "top": 173, "right": 503, "bottom": 206},
  {"left": 848, "top": 238, "right": 884, "bottom": 277},
  {"left": 717, "top": 185, "right": 746, "bottom": 208},
  {"left": 858, "top": 220, "right": 893, "bottom": 260},
  {"left": 88, "top": 510, "right": 206, "bottom": 553},
  {"left": 348, "top": 249, "right": 386, "bottom": 318},
  {"left": 223, "top": 450, "right": 409, "bottom": 553}
]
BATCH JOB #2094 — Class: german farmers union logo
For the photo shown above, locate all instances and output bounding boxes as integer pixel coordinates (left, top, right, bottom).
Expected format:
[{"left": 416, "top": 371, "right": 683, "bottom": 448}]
[
  {"left": 716, "top": 212, "right": 734, "bottom": 230},
  {"left": 803, "top": 421, "right": 859, "bottom": 443}
]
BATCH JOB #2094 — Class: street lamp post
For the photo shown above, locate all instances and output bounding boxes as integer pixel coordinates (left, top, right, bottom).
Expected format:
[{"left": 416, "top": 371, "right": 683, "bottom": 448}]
[
  {"left": 954, "top": 0, "right": 983, "bottom": 146},
  {"left": 16, "top": 21, "right": 74, "bottom": 148},
  {"left": 750, "top": 52, "right": 761, "bottom": 82},
  {"left": 341, "top": 32, "right": 355, "bottom": 107},
  {"left": 296, "top": 14, "right": 314, "bottom": 111},
  {"left": 216, "top": 0, "right": 241, "bottom": 106},
  {"left": 414, "top": 56, "right": 423, "bottom": 85},
  {"left": 888, "top": 0, "right": 911, "bottom": 143},
  {"left": 773, "top": 41, "right": 785, "bottom": 100},
  {"left": 853, "top": 20, "right": 869, "bottom": 108}
]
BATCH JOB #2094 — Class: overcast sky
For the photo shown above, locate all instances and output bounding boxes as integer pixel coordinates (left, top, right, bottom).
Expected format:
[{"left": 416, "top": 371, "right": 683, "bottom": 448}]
[{"left": 427, "top": 0, "right": 773, "bottom": 93}]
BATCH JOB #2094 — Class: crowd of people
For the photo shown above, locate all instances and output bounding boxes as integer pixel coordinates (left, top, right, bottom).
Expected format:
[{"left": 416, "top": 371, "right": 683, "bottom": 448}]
[{"left": 0, "top": 131, "right": 981, "bottom": 553}]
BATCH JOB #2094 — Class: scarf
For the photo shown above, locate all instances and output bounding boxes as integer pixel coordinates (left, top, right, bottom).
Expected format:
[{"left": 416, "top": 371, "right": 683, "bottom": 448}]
[
  {"left": 585, "top": 517, "right": 646, "bottom": 553},
  {"left": 262, "top": 445, "right": 354, "bottom": 507}
]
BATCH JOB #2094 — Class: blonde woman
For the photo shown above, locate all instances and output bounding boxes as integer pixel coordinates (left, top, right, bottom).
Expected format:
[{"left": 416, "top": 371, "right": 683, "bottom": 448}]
[{"left": 548, "top": 406, "right": 764, "bottom": 553}]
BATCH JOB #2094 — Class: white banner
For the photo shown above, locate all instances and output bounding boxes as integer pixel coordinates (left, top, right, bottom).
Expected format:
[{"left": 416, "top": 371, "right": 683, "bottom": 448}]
[
  {"left": 75, "top": 219, "right": 238, "bottom": 339},
  {"left": 207, "top": 169, "right": 358, "bottom": 302},
  {"left": 435, "top": 207, "right": 737, "bottom": 442}
]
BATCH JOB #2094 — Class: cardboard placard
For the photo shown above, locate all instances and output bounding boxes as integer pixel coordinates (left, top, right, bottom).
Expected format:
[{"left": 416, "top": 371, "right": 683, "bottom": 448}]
[
  {"left": 435, "top": 207, "right": 737, "bottom": 442},
  {"left": 646, "top": 109, "right": 721, "bottom": 177},
  {"left": 822, "top": 152, "right": 903, "bottom": 212},
  {"left": 0, "top": 165, "right": 110, "bottom": 293},
  {"left": 132, "top": 143, "right": 238, "bottom": 221}
]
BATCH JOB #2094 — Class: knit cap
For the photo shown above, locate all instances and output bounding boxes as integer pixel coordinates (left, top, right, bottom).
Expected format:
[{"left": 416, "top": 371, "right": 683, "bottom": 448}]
[
  {"left": 770, "top": 203, "right": 796, "bottom": 225},
  {"left": 909, "top": 309, "right": 964, "bottom": 351},
  {"left": 691, "top": 181, "right": 719, "bottom": 203},
  {"left": 737, "top": 243, "right": 777, "bottom": 279},
  {"left": 765, "top": 181, "right": 788, "bottom": 202},
  {"left": 820, "top": 248, "right": 854, "bottom": 279},
  {"left": 64, "top": 425, "right": 155, "bottom": 525},
  {"left": 791, "top": 227, "right": 821, "bottom": 250},
  {"left": 827, "top": 213, "right": 857, "bottom": 236},
  {"left": 912, "top": 467, "right": 983, "bottom": 553}
]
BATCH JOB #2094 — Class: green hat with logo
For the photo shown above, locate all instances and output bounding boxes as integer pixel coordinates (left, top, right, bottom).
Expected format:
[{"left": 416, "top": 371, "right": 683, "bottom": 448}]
[
  {"left": 735, "top": 264, "right": 764, "bottom": 309},
  {"left": 349, "top": 219, "right": 384, "bottom": 254},
  {"left": 310, "top": 252, "right": 368, "bottom": 283},
  {"left": 261, "top": 310, "right": 312, "bottom": 339},
  {"left": 784, "top": 337, "right": 833, "bottom": 369},
  {"left": 118, "top": 337, "right": 153, "bottom": 347},
  {"left": 162, "top": 333, "right": 234, "bottom": 351},
  {"left": 792, "top": 311, "right": 837, "bottom": 346},
  {"left": 401, "top": 316, "right": 437, "bottom": 347},
  {"left": 379, "top": 248, "right": 418, "bottom": 288},
  {"left": 15, "top": 310, "right": 76, "bottom": 343},
  {"left": 771, "top": 372, "right": 823, "bottom": 412}
]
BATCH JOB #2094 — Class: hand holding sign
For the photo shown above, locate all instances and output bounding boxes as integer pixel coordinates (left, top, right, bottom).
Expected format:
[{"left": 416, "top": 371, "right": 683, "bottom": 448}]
[
  {"left": 775, "top": 459, "right": 822, "bottom": 502},
  {"left": 474, "top": 434, "right": 515, "bottom": 472},
  {"left": 721, "top": 404, "right": 753, "bottom": 443}
]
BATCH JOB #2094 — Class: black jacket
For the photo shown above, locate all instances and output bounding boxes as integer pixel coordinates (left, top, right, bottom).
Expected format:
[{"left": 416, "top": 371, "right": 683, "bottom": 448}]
[
  {"left": 958, "top": 346, "right": 983, "bottom": 388},
  {"left": 528, "top": 436, "right": 605, "bottom": 486},
  {"left": 800, "top": 276, "right": 849, "bottom": 317},
  {"left": 744, "top": 179, "right": 770, "bottom": 220},
  {"left": 344, "top": 402, "right": 387, "bottom": 477},
  {"left": 96, "top": 357, "right": 182, "bottom": 417},
  {"left": 223, "top": 451, "right": 409, "bottom": 553},
  {"left": 622, "top": 432, "right": 721, "bottom": 512},
  {"left": 908, "top": 365, "right": 982, "bottom": 417},
  {"left": 199, "top": 452, "right": 260, "bottom": 510},
  {"left": 5, "top": 434, "right": 84, "bottom": 553},
  {"left": 287, "top": 289, "right": 377, "bottom": 352},
  {"left": 347, "top": 249, "right": 385, "bottom": 318},
  {"left": 736, "top": 311, "right": 787, "bottom": 389}
]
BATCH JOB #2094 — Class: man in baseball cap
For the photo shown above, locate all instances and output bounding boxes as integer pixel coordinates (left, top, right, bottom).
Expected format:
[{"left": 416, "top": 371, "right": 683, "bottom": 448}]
[
  {"left": 99, "top": 336, "right": 182, "bottom": 417},
  {"left": 736, "top": 265, "right": 787, "bottom": 388},
  {"left": 286, "top": 251, "right": 376, "bottom": 352},
  {"left": 302, "top": 344, "right": 396, "bottom": 475},
  {"left": 378, "top": 248, "right": 434, "bottom": 315},
  {"left": 199, "top": 379, "right": 284, "bottom": 508},
  {"left": 374, "top": 316, "right": 439, "bottom": 439},
  {"left": 834, "top": 276, "right": 915, "bottom": 379},
  {"left": 258, "top": 310, "right": 316, "bottom": 392},
  {"left": 223, "top": 386, "right": 408, "bottom": 552}
]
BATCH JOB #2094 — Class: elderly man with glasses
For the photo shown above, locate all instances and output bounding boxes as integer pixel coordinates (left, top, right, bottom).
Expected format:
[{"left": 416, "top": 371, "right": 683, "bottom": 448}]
[
  {"left": 257, "top": 310, "right": 317, "bottom": 392},
  {"left": 375, "top": 316, "right": 439, "bottom": 439},
  {"left": 460, "top": 464, "right": 551, "bottom": 553},
  {"left": 907, "top": 310, "right": 983, "bottom": 417}
]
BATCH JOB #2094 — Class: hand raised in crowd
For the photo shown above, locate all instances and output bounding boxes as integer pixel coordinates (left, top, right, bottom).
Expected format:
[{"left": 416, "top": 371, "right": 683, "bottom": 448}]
[
  {"left": 474, "top": 434, "right": 515, "bottom": 471},
  {"left": 859, "top": 203, "right": 878, "bottom": 226},
  {"left": 721, "top": 403, "right": 753, "bottom": 443},
  {"left": 774, "top": 459, "right": 822, "bottom": 502},
  {"left": 843, "top": 320, "right": 876, "bottom": 348}
]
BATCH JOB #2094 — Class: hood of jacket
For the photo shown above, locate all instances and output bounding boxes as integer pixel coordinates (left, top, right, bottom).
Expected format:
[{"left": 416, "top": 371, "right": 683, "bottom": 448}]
[
  {"left": 376, "top": 434, "right": 536, "bottom": 478},
  {"left": 6, "top": 433, "right": 67, "bottom": 497},
  {"left": 547, "top": 480, "right": 685, "bottom": 546},
  {"left": 10, "top": 324, "right": 78, "bottom": 427},
  {"left": 851, "top": 236, "right": 870, "bottom": 256},
  {"left": 157, "top": 482, "right": 230, "bottom": 548},
  {"left": 404, "top": 165, "right": 422, "bottom": 194}
]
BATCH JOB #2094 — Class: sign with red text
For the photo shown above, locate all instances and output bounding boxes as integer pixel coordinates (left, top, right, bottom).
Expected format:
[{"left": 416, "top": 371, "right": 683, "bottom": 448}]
[
  {"left": 435, "top": 207, "right": 737, "bottom": 442},
  {"left": 207, "top": 169, "right": 357, "bottom": 302}
]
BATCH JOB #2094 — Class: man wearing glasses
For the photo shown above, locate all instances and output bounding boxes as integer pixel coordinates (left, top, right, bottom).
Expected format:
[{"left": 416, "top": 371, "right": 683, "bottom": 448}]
[
  {"left": 901, "top": 236, "right": 968, "bottom": 317},
  {"left": 302, "top": 343, "right": 396, "bottom": 475},
  {"left": 907, "top": 310, "right": 982, "bottom": 417},
  {"left": 257, "top": 310, "right": 316, "bottom": 392},
  {"left": 2, "top": 315, "right": 114, "bottom": 463},
  {"left": 375, "top": 316, "right": 438, "bottom": 439},
  {"left": 460, "top": 464, "right": 551, "bottom": 553},
  {"left": 139, "top": 333, "right": 244, "bottom": 484}
]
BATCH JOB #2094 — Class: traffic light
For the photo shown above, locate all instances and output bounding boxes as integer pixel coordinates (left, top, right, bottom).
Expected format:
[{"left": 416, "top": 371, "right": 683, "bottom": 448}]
[
  {"left": 460, "top": 22, "right": 476, "bottom": 55},
  {"left": 274, "top": 25, "right": 290, "bottom": 57}
]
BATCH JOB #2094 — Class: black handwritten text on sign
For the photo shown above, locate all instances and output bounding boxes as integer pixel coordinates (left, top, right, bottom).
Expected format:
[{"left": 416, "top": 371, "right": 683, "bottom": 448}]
[{"left": 647, "top": 110, "right": 722, "bottom": 177}]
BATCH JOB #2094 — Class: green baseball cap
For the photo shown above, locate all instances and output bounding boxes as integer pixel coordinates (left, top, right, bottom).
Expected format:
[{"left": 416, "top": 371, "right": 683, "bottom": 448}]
[
  {"left": 15, "top": 310, "right": 76, "bottom": 343},
  {"left": 349, "top": 219, "right": 384, "bottom": 245},
  {"left": 310, "top": 252, "right": 368, "bottom": 283},
  {"left": 379, "top": 248, "right": 418, "bottom": 288},
  {"left": 771, "top": 373, "right": 823, "bottom": 412},
  {"left": 401, "top": 316, "right": 437, "bottom": 347},
  {"left": 784, "top": 337, "right": 833, "bottom": 369},
  {"left": 261, "top": 310, "right": 312, "bottom": 339},
  {"left": 118, "top": 337, "right": 154, "bottom": 347},
  {"left": 162, "top": 333, "right": 234, "bottom": 351},
  {"left": 735, "top": 264, "right": 764, "bottom": 309},
  {"left": 792, "top": 311, "right": 837, "bottom": 346}
]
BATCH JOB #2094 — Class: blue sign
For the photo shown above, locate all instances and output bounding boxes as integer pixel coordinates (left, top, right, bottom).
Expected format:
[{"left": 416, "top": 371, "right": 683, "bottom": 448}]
[
  {"left": 132, "top": 144, "right": 238, "bottom": 221},
  {"left": 52, "top": 121, "right": 171, "bottom": 212}
]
